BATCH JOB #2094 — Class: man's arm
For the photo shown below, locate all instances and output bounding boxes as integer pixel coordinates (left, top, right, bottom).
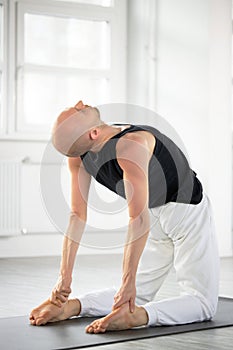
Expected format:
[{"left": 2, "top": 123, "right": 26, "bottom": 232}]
[
  {"left": 50, "top": 157, "right": 91, "bottom": 306},
  {"left": 113, "top": 134, "right": 151, "bottom": 312}
]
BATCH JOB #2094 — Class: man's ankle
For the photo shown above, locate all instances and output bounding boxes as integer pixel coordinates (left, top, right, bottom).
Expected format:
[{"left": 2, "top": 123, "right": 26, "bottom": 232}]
[
  {"left": 69, "top": 298, "right": 81, "bottom": 317},
  {"left": 133, "top": 306, "right": 149, "bottom": 327}
]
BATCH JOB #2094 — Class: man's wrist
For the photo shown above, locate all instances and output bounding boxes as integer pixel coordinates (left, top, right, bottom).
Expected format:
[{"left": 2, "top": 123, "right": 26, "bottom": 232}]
[
  {"left": 58, "top": 274, "right": 72, "bottom": 287},
  {"left": 122, "top": 272, "right": 136, "bottom": 285}
]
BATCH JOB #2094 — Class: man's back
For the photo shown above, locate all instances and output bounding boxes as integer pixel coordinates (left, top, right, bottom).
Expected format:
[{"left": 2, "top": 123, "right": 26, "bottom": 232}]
[{"left": 80, "top": 123, "right": 203, "bottom": 208}]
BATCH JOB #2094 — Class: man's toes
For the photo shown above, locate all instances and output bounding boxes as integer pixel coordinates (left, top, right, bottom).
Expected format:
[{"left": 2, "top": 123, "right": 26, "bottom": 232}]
[
  {"left": 29, "top": 313, "right": 37, "bottom": 325},
  {"left": 35, "top": 312, "right": 51, "bottom": 326},
  {"left": 92, "top": 321, "right": 107, "bottom": 333},
  {"left": 93, "top": 325, "right": 106, "bottom": 334},
  {"left": 87, "top": 321, "right": 99, "bottom": 333},
  {"left": 86, "top": 325, "right": 96, "bottom": 333},
  {"left": 86, "top": 318, "right": 108, "bottom": 334},
  {"left": 35, "top": 317, "right": 47, "bottom": 326},
  {"left": 85, "top": 325, "right": 94, "bottom": 333}
]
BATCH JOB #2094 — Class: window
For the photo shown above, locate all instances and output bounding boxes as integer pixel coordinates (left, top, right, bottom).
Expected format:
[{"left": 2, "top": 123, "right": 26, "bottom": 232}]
[
  {"left": 0, "top": 2, "right": 4, "bottom": 133},
  {"left": 232, "top": 27, "right": 233, "bottom": 129},
  {"left": 55, "top": 0, "right": 114, "bottom": 7},
  {"left": 4, "top": 0, "right": 126, "bottom": 139}
]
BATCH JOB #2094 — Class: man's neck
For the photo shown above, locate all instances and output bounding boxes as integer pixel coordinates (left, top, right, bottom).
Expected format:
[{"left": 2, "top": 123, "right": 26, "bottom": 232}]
[{"left": 90, "top": 124, "right": 122, "bottom": 153}]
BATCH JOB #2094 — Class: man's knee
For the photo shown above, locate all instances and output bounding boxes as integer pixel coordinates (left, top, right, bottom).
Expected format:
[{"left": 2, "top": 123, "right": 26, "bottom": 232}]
[
  {"left": 194, "top": 294, "right": 218, "bottom": 320},
  {"left": 202, "top": 297, "right": 218, "bottom": 320}
]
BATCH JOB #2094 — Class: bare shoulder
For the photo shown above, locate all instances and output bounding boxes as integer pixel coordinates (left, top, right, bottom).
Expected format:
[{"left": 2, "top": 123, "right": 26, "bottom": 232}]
[
  {"left": 117, "top": 131, "right": 148, "bottom": 150},
  {"left": 116, "top": 130, "right": 156, "bottom": 157},
  {"left": 116, "top": 131, "right": 156, "bottom": 173}
]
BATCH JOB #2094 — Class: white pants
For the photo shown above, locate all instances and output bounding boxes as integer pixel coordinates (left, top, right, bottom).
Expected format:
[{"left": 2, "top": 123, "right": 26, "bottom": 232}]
[{"left": 78, "top": 192, "right": 220, "bottom": 326}]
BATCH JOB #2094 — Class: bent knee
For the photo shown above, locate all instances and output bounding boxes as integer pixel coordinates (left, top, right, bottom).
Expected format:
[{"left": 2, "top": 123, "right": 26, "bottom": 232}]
[{"left": 195, "top": 294, "right": 218, "bottom": 321}]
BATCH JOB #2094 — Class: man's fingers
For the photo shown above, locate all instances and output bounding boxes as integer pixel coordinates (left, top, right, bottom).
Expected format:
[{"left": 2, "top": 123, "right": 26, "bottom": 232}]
[
  {"left": 113, "top": 300, "right": 120, "bottom": 309},
  {"left": 50, "top": 291, "right": 57, "bottom": 303},
  {"left": 50, "top": 289, "right": 68, "bottom": 306},
  {"left": 51, "top": 289, "right": 70, "bottom": 301},
  {"left": 57, "top": 288, "right": 71, "bottom": 296},
  {"left": 113, "top": 298, "right": 124, "bottom": 310},
  {"left": 55, "top": 294, "right": 67, "bottom": 303},
  {"left": 51, "top": 299, "right": 62, "bottom": 307},
  {"left": 49, "top": 296, "right": 62, "bottom": 307},
  {"left": 113, "top": 293, "right": 121, "bottom": 304},
  {"left": 129, "top": 298, "right": 135, "bottom": 313}
]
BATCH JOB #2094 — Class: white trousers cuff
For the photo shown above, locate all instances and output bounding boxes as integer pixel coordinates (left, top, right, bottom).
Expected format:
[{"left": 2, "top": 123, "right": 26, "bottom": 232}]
[
  {"left": 142, "top": 302, "right": 159, "bottom": 326},
  {"left": 78, "top": 287, "right": 116, "bottom": 317}
]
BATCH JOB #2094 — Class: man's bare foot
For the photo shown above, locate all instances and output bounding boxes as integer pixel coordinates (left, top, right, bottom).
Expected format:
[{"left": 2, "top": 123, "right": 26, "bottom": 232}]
[
  {"left": 29, "top": 299, "right": 81, "bottom": 326},
  {"left": 85, "top": 303, "right": 148, "bottom": 334}
]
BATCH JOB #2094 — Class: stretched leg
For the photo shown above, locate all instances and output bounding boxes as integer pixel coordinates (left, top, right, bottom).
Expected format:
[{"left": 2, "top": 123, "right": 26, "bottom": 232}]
[
  {"left": 94, "top": 193, "right": 220, "bottom": 329},
  {"left": 86, "top": 211, "right": 175, "bottom": 333},
  {"left": 142, "top": 193, "right": 220, "bottom": 326},
  {"left": 78, "top": 287, "right": 116, "bottom": 317}
]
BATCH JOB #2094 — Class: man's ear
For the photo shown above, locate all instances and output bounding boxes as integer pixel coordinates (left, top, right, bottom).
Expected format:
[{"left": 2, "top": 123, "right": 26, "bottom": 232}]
[{"left": 89, "top": 128, "right": 100, "bottom": 140}]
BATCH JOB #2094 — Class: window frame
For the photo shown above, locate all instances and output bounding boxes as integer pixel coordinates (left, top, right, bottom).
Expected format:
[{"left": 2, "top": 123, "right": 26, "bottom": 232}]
[
  {"left": 0, "top": 0, "right": 7, "bottom": 135},
  {"left": 3, "top": 0, "right": 127, "bottom": 140}
]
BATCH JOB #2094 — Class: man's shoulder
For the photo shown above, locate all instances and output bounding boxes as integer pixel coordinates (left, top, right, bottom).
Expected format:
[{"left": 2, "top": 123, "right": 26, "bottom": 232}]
[{"left": 117, "top": 131, "right": 148, "bottom": 149}]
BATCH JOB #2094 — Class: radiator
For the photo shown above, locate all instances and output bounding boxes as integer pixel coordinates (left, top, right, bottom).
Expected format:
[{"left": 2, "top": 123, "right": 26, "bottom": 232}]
[{"left": 0, "top": 160, "right": 21, "bottom": 236}]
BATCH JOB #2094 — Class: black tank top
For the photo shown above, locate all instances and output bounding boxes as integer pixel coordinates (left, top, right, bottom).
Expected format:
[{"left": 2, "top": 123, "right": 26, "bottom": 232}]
[{"left": 80, "top": 124, "right": 203, "bottom": 208}]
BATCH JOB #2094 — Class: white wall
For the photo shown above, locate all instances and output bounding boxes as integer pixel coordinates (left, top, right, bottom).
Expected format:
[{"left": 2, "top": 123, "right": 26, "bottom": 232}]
[
  {"left": 127, "top": 0, "right": 232, "bottom": 256},
  {"left": 0, "top": 140, "right": 126, "bottom": 257},
  {"left": 208, "top": 0, "right": 232, "bottom": 256},
  {"left": 0, "top": 0, "right": 232, "bottom": 257},
  {"left": 127, "top": 0, "right": 157, "bottom": 113}
]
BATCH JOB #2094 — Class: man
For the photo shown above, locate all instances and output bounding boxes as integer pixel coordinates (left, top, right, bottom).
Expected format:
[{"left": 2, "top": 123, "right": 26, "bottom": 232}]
[{"left": 30, "top": 101, "right": 219, "bottom": 333}]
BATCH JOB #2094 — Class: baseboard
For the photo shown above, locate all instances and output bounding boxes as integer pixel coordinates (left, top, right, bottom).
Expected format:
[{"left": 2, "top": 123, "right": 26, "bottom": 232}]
[
  {"left": 0, "top": 230, "right": 231, "bottom": 258},
  {"left": 0, "top": 231, "right": 125, "bottom": 258}
]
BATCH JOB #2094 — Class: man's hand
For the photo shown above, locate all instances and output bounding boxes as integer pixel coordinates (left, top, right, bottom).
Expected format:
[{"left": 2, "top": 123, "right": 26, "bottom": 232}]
[
  {"left": 113, "top": 280, "right": 136, "bottom": 313},
  {"left": 50, "top": 276, "right": 72, "bottom": 307}
]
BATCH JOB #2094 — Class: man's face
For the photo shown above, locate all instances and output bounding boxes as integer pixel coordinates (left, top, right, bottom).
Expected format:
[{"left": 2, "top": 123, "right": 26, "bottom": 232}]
[
  {"left": 52, "top": 101, "right": 99, "bottom": 157},
  {"left": 65, "top": 101, "right": 97, "bottom": 123},
  {"left": 74, "top": 100, "right": 90, "bottom": 111},
  {"left": 63, "top": 100, "right": 89, "bottom": 115}
]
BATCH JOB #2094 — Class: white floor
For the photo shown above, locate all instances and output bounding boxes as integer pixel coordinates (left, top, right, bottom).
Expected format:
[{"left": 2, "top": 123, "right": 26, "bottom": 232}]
[{"left": 0, "top": 254, "right": 233, "bottom": 349}]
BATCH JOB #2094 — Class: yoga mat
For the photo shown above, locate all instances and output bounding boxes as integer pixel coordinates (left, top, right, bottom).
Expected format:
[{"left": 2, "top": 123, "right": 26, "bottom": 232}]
[{"left": 0, "top": 297, "right": 232, "bottom": 350}]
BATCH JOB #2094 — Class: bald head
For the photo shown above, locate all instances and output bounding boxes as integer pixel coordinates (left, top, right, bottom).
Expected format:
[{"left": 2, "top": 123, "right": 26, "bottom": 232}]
[{"left": 52, "top": 105, "right": 103, "bottom": 157}]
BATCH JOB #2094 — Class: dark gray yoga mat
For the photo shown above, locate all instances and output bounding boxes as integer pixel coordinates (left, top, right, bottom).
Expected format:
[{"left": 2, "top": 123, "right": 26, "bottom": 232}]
[{"left": 0, "top": 297, "right": 233, "bottom": 350}]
